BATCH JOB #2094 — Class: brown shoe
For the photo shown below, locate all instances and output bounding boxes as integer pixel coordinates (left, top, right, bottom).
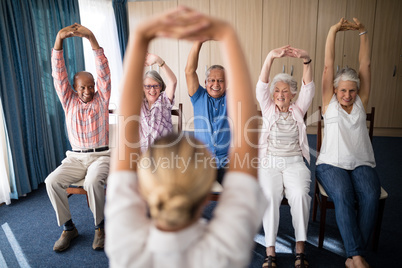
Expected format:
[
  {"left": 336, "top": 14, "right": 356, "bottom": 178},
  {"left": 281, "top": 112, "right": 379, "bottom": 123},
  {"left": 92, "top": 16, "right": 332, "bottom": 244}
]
[
  {"left": 53, "top": 228, "right": 79, "bottom": 252},
  {"left": 92, "top": 228, "right": 105, "bottom": 250}
]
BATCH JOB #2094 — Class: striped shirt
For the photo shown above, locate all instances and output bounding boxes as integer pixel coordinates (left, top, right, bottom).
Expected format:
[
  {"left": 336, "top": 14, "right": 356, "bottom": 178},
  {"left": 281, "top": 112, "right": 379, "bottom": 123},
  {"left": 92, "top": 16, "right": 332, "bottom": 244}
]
[
  {"left": 267, "top": 112, "right": 301, "bottom": 157},
  {"left": 51, "top": 48, "right": 111, "bottom": 150},
  {"left": 140, "top": 91, "right": 174, "bottom": 152}
]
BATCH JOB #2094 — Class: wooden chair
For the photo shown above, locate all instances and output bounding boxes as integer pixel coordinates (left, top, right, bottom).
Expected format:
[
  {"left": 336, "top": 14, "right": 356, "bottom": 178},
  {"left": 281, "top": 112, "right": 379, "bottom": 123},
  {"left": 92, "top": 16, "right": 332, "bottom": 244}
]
[
  {"left": 171, "top": 103, "right": 183, "bottom": 133},
  {"left": 210, "top": 110, "right": 308, "bottom": 202},
  {"left": 66, "top": 109, "right": 115, "bottom": 206},
  {"left": 311, "top": 106, "right": 388, "bottom": 251}
]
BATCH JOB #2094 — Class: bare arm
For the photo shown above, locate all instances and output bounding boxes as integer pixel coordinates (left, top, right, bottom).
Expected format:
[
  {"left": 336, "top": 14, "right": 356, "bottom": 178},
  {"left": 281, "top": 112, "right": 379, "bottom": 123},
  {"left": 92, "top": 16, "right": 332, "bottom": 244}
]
[
  {"left": 222, "top": 29, "right": 259, "bottom": 178},
  {"left": 145, "top": 53, "right": 177, "bottom": 102},
  {"left": 185, "top": 42, "right": 202, "bottom": 96},
  {"left": 54, "top": 23, "right": 100, "bottom": 51},
  {"left": 322, "top": 21, "right": 340, "bottom": 113},
  {"left": 354, "top": 18, "right": 371, "bottom": 109}
]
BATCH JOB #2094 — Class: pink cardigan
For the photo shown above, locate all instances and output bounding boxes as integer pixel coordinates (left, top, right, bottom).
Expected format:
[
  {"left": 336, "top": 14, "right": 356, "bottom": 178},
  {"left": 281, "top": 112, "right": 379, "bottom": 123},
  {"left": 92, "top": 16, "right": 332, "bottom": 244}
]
[{"left": 256, "top": 79, "right": 315, "bottom": 163}]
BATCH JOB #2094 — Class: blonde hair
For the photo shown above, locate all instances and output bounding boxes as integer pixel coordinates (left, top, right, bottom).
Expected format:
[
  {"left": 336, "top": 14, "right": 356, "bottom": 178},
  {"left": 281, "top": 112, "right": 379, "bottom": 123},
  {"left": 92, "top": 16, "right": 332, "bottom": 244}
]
[{"left": 138, "top": 133, "right": 216, "bottom": 229}]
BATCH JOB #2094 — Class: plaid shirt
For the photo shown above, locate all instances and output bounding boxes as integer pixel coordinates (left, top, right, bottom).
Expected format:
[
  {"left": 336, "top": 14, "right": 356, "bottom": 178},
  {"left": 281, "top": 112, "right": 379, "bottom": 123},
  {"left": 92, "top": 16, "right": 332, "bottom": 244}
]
[
  {"left": 140, "top": 91, "right": 174, "bottom": 152},
  {"left": 51, "top": 48, "right": 111, "bottom": 150}
]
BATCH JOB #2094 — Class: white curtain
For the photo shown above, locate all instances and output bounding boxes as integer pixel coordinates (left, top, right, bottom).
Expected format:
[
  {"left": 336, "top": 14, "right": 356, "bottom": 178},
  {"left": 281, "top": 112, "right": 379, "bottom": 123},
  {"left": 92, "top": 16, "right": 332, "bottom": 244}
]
[
  {"left": 0, "top": 98, "right": 12, "bottom": 205},
  {"left": 78, "top": 0, "right": 123, "bottom": 110}
]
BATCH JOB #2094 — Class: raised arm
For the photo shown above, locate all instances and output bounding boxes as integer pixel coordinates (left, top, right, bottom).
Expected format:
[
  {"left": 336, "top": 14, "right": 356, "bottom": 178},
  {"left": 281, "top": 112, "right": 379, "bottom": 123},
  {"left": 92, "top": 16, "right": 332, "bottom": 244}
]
[
  {"left": 111, "top": 7, "right": 210, "bottom": 172},
  {"left": 322, "top": 20, "right": 341, "bottom": 111},
  {"left": 145, "top": 52, "right": 177, "bottom": 102},
  {"left": 54, "top": 23, "right": 100, "bottom": 51},
  {"left": 354, "top": 18, "right": 371, "bottom": 109},
  {"left": 193, "top": 20, "right": 258, "bottom": 177},
  {"left": 259, "top": 45, "right": 289, "bottom": 83},
  {"left": 287, "top": 47, "right": 312, "bottom": 84},
  {"left": 222, "top": 30, "right": 259, "bottom": 178},
  {"left": 185, "top": 42, "right": 202, "bottom": 96}
]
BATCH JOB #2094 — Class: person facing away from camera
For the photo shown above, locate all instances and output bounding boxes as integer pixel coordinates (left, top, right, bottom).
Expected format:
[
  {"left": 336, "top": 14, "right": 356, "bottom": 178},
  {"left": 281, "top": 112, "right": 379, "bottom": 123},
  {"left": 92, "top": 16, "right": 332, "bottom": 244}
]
[{"left": 105, "top": 6, "right": 267, "bottom": 268}]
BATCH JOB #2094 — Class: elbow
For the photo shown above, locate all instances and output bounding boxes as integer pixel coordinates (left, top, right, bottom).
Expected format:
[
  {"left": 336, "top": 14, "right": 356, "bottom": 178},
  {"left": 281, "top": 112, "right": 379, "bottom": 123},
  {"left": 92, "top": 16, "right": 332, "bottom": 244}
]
[
  {"left": 323, "top": 65, "right": 332, "bottom": 76},
  {"left": 171, "top": 80, "right": 177, "bottom": 90},
  {"left": 361, "top": 60, "right": 371, "bottom": 70},
  {"left": 185, "top": 65, "right": 195, "bottom": 76}
]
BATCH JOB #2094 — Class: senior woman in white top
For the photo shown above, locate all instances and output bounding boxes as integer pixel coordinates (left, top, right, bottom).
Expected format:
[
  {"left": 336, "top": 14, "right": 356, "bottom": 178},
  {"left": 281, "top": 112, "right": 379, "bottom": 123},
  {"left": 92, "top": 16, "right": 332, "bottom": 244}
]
[
  {"left": 316, "top": 18, "right": 380, "bottom": 268},
  {"left": 256, "top": 45, "right": 314, "bottom": 268}
]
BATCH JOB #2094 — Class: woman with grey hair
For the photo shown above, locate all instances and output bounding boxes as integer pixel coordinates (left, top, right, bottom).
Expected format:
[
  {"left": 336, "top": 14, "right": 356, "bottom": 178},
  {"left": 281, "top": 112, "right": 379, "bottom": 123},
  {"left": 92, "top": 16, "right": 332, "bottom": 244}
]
[
  {"left": 256, "top": 45, "right": 314, "bottom": 268},
  {"left": 140, "top": 52, "right": 177, "bottom": 152},
  {"left": 316, "top": 18, "right": 380, "bottom": 268}
]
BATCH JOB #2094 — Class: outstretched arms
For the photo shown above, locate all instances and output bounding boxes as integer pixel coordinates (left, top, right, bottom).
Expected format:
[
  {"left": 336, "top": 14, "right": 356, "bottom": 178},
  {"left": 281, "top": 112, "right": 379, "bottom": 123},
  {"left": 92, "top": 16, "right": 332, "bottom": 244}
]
[
  {"left": 145, "top": 53, "right": 177, "bottom": 102},
  {"left": 112, "top": 6, "right": 258, "bottom": 178},
  {"left": 185, "top": 42, "right": 202, "bottom": 96},
  {"left": 112, "top": 7, "right": 210, "bottom": 172},
  {"left": 322, "top": 18, "right": 370, "bottom": 112},
  {"left": 54, "top": 23, "right": 100, "bottom": 51}
]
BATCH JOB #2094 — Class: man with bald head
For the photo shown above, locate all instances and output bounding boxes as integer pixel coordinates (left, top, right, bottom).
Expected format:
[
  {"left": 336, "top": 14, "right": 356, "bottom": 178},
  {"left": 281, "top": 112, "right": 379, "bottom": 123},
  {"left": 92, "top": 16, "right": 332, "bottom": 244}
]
[{"left": 45, "top": 24, "right": 111, "bottom": 252}]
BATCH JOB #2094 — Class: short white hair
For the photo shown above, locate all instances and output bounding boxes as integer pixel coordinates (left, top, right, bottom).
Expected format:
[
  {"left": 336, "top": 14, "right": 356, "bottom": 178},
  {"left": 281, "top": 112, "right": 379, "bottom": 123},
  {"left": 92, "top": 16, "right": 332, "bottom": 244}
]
[
  {"left": 269, "top": 73, "right": 297, "bottom": 95},
  {"left": 334, "top": 67, "right": 360, "bottom": 90}
]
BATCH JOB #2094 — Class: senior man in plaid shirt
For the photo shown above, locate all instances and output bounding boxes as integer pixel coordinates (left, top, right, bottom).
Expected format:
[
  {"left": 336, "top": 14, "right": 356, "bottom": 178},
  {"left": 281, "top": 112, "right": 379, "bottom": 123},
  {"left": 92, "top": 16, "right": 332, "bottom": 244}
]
[{"left": 45, "top": 23, "right": 111, "bottom": 252}]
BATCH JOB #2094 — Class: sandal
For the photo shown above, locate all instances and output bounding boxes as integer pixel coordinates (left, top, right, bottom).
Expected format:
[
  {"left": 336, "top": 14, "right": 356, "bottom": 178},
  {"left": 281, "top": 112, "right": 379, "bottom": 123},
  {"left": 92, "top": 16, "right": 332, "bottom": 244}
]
[
  {"left": 262, "top": 255, "right": 277, "bottom": 268},
  {"left": 295, "top": 253, "right": 309, "bottom": 268}
]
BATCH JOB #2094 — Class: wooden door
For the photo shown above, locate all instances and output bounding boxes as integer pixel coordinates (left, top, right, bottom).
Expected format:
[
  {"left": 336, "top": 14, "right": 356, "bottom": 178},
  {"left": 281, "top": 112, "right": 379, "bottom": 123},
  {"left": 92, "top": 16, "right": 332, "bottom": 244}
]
[{"left": 370, "top": 0, "right": 402, "bottom": 127}]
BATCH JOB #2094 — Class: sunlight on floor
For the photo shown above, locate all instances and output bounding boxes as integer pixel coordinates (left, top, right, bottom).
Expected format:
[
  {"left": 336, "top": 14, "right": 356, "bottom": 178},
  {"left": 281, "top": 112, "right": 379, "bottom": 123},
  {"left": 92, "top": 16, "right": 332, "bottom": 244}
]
[{"left": 1, "top": 223, "right": 31, "bottom": 268}]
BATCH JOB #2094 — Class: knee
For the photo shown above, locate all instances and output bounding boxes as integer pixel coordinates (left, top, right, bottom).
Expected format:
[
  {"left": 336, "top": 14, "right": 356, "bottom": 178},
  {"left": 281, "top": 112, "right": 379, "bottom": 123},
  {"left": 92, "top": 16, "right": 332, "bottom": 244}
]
[
  {"left": 45, "top": 172, "right": 59, "bottom": 188},
  {"left": 84, "top": 174, "right": 106, "bottom": 189}
]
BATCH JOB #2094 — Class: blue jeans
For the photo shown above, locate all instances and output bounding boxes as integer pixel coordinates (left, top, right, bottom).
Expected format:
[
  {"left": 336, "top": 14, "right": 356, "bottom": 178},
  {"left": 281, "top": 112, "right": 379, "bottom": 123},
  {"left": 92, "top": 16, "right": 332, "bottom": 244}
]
[{"left": 316, "top": 164, "right": 380, "bottom": 257}]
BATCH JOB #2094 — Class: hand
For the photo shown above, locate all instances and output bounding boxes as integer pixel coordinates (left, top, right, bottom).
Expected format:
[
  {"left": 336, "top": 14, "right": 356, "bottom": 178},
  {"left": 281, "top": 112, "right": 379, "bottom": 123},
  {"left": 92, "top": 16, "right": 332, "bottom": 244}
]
[
  {"left": 286, "top": 46, "right": 310, "bottom": 61},
  {"left": 144, "top": 53, "right": 162, "bottom": 67},
  {"left": 332, "top": 18, "right": 359, "bottom": 32},
  {"left": 57, "top": 23, "right": 79, "bottom": 40},
  {"left": 70, "top": 24, "right": 95, "bottom": 40},
  {"left": 352, "top": 17, "right": 366, "bottom": 33},
  {"left": 57, "top": 23, "right": 94, "bottom": 40},
  {"left": 135, "top": 6, "right": 229, "bottom": 43},
  {"left": 269, "top": 45, "right": 290, "bottom": 59}
]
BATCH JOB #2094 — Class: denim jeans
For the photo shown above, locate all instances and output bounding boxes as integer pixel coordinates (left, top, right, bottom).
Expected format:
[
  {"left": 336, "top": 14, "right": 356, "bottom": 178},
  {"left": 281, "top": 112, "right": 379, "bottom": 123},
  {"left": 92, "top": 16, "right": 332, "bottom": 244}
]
[{"left": 316, "top": 164, "right": 381, "bottom": 257}]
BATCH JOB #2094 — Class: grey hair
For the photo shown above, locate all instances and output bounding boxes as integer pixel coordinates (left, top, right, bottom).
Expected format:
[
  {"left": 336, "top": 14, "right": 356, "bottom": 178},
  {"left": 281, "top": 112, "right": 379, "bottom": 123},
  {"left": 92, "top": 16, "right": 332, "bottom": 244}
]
[
  {"left": 144, "top": 70, "right": 166, "bottom": 92},
  {"left": 334, "top": 67, "right": 360, "bottom": 90},
  {"left": 269, "top": 73, "right": 298, "bottom": 95},
  {"left": 205, "top": 65, "right": 225, "bottom": 78}
]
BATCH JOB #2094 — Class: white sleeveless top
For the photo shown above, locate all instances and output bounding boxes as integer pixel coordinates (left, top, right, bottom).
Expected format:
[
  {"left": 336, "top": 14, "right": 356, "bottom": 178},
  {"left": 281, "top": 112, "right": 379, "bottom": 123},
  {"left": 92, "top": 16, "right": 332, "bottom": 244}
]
[{"left": 316, "top": 95, "right": 376, "bottom": 170}]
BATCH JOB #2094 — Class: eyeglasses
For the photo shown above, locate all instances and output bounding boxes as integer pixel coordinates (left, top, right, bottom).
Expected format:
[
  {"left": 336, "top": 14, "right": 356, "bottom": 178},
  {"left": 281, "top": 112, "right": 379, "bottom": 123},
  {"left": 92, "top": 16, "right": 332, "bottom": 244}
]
[
  {"left": 207, "top": 79, "right": 225, "bottom": 84},
  {"left": 143, "top": 84, "right": 161, "bottom": 90}
]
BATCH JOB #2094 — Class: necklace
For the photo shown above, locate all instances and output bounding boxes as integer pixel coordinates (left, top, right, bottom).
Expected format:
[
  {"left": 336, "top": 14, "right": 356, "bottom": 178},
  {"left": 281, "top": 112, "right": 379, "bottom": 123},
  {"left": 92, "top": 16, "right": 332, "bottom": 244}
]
[{"left": 281, "top": 111, "right": 291, "bottom": 120}]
